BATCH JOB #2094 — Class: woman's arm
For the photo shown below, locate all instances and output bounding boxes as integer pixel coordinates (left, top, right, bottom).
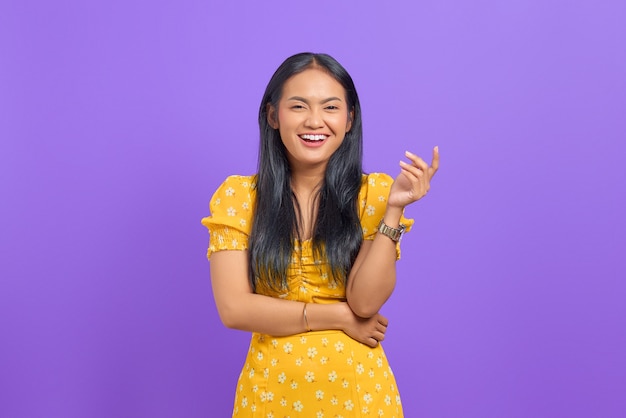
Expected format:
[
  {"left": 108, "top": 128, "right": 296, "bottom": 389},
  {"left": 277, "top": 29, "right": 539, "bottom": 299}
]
[
  {"left": 210, "top": 250, "right": 388, "bottom": 347},
  {"left": 346, "top": 147, "right": 439, "bottom": 318}
]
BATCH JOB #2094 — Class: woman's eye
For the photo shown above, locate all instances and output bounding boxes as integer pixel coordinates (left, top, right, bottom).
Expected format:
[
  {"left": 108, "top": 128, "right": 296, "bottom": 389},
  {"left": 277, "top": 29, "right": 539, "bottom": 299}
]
[{"left": 325, "top": 105, "right": 338, "bottom": 110}]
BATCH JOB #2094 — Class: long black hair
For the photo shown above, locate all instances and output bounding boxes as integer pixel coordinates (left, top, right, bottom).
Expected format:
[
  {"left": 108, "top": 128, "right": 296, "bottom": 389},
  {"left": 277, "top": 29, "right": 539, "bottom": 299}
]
[{"left": 249, "top": 52, "right": 364, "bottom": 291}]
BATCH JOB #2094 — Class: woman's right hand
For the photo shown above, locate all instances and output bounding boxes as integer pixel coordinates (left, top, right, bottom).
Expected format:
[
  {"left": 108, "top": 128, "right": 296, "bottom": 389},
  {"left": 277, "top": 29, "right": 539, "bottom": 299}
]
[{"left": 340, "top": 303, "right": 388, "bottom": 348}]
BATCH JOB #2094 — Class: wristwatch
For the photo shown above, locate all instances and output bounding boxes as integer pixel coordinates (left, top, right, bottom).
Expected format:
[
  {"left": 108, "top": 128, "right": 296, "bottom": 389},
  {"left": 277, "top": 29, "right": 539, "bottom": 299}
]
[{"left": 377, "top": 219, "right": 406, "bottom": 242}]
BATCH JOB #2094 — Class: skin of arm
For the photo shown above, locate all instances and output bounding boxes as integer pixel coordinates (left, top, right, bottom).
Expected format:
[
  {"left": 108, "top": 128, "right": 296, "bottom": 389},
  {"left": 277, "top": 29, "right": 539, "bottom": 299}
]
[
  {"left": 210, "top": 249, "right": 388, "bottom": 346},
  {"left": 346, "top": 207, "right": 403, "bottom": 318},
  {"left": 346, "top": 148, "right": 439, "bottom": 318}
]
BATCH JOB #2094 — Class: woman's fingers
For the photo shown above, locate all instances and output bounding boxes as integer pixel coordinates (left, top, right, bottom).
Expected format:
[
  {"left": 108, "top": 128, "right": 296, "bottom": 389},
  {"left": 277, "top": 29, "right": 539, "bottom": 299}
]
[
  {"left": 431, "top": 146, "right": 440, "bottom": 173},
  {"left": 405, "top": 151, "right": 429, "bottom": 171},
  {"left": 351, "top": 314, "right": 388, "bottom": 347},
  {"left": 375, "top": 316, "right": 387, "bottom": 340},
  {"left": 399, "top": 164, "right": 429, "bottom": 197},
  {"left": 365, "top": 333, "right": 384, "bottom": 348},
  {"left": 376, "top": 321, "right": 387, "bottom": 333},
  {"left": 404, "top": 147, "right": 440, "bottom": 179},
  {"left": 399, "top": 161, "right": 424, "bottom": 178}
]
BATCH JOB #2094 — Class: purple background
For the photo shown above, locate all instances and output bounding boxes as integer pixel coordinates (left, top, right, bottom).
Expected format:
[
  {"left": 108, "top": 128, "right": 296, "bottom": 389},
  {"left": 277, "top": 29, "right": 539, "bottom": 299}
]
[{"left": 1, "top": 1, "right": 625, "bottom": 417}]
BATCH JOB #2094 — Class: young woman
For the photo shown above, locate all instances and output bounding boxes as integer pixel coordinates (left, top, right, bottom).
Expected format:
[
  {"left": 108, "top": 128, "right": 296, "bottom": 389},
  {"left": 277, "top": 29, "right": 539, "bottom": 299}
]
[{"left": 202, "top": 52, "right": 439, "bottom": 417}]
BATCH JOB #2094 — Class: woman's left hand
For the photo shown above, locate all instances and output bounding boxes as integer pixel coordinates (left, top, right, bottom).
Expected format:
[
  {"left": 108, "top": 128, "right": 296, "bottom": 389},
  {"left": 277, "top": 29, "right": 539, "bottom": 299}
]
[{"left": 387, "top": 146, "right": 439, "bottom": 209}]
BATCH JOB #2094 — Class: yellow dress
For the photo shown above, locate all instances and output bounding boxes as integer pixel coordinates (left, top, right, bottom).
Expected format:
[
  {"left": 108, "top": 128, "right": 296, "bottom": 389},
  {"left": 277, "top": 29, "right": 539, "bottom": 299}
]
[{"left": 202, "top": 173, "right": 413, "bottom": 418}]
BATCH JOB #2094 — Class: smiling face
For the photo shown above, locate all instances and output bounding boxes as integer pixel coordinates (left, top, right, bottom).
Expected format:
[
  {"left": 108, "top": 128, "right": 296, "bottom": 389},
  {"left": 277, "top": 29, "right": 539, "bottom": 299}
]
[{"left": 267, "top": 68, "right": 353, "bottom": 172}]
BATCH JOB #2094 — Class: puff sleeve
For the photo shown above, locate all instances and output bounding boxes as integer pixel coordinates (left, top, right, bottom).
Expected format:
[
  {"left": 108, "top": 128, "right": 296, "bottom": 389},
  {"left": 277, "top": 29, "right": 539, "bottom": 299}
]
[
  {"left": 358, "top": 173, "right": 414, "bottom": 259},
  {"left": 201, "top": 175, "right": 256, "bottom": 259}
]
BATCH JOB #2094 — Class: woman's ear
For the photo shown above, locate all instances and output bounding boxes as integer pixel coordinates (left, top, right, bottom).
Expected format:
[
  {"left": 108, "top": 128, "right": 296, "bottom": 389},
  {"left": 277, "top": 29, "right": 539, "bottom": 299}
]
[
  {"left": 346, "top": 108, "right": 354, "bottom": 132},
  {"left": 267, "top": 103, "right": 279, "bottom": 129}
]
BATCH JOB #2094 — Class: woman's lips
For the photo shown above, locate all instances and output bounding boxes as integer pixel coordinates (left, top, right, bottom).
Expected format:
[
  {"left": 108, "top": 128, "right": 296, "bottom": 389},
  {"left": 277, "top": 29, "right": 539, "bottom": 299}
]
[
  {"left": 299, "top": 134, "right": 328, "bottom": 142},
  {"left": 298, "top": 134, "right": 329, "bottom": 148}
]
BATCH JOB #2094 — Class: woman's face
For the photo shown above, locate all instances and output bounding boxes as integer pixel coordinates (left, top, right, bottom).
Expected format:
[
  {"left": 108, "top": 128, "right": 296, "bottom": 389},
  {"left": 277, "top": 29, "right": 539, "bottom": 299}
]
[{"left": 268, "top": 68, "right": 353, "bottom": 172}]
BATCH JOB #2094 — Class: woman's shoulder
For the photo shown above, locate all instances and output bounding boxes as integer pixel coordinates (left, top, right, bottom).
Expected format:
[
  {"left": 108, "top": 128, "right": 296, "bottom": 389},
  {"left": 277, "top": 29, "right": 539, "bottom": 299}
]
[
  {"left": 358, "top": 172, "right": 394, "bottom": 228},
  {"left": 201, "top": 175, "right": 256, "bottom": 257},
  {"left": 360, "top": 172, "right": 394, "bottom": 188},
  {"left": 205, "top": 174, "right": 256, "bottom": 218},
  {"left": 212, "top": 174, "right": 257, "bottom": 201},
  {"left": 358, "top": 172, "right": 414, "bottom": 249},
  {"left": 359, "top": 173, "right": 394, "bottom": 202},
  {"left": 218, "top": 174, "right": 257, "bottom": 189},
  {"left": 201, "top": 174, "right": 256, "bottom": 240}
]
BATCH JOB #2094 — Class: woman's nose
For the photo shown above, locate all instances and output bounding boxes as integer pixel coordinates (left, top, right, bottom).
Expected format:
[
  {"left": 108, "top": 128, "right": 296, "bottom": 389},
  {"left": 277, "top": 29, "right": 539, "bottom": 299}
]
[{"left": 305, "top": 108, "right": 324, "bottom": 129}]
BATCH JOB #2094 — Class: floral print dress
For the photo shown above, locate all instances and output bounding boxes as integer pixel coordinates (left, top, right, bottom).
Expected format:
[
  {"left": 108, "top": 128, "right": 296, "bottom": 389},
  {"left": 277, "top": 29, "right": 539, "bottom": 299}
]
[{"left": 202, "top": 173, "right": 413, "bottom": 418}]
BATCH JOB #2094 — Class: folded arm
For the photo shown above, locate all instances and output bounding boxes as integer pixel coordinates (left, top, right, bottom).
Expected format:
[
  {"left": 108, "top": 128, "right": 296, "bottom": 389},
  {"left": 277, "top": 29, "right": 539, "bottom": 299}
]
[
  {"left": 346, "top": 147, "right": 439, "bottom": 318},
  {"left": 346, "top": 207, "right": 403, "bottom": 318},
  {"left": 210, "top": 249, "right": 388, "bottom": 347}
]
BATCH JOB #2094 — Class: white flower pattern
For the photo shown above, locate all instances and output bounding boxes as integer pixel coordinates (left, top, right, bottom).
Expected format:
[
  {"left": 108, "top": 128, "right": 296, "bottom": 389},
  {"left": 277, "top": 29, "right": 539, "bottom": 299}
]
[
  {"left": 328, "top": 371, "right": 337, "bottom": 382},
  {"left": 293, "top": 400, "right": 303, "bottom": 412}
]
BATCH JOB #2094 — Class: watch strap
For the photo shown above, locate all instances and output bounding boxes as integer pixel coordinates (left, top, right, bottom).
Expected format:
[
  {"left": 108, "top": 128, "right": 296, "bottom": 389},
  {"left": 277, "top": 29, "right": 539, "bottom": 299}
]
[{"left": 377, "top": 219, "right": 406, "bottom": 242}]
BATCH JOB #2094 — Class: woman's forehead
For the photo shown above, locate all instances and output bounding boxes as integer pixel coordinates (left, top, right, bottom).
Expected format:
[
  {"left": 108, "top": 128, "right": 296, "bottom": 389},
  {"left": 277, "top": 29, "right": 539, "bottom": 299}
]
[{"left": 281, "top": 68, "right": 346, "bottom": 100}]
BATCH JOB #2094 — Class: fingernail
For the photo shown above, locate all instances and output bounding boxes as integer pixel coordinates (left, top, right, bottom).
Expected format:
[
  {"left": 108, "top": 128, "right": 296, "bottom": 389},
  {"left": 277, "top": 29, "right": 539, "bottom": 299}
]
[
  {"left": 405, "top": 150, "right": 415, "bottom": 157},
  {"left": 435, "top": 146, "right": 439, "bottom": 152}
]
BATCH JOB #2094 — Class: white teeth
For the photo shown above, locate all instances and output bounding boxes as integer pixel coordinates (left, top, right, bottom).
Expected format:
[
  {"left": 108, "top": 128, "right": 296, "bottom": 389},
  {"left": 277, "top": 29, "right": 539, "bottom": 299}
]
[{"left": 300, "top": 134, "right": 327, "bottom": 141}]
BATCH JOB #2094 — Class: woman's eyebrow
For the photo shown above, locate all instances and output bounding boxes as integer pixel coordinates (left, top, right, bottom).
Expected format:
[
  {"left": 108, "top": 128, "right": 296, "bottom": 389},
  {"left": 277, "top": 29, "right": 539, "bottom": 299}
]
[{"left": 286, "top": 96, "right": 344, "bottom": 104}]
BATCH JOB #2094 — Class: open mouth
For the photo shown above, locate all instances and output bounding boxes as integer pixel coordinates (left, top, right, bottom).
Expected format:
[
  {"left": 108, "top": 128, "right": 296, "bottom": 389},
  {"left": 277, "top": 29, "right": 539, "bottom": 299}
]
[{"left": 299, "top": 134, "right": 328, "bottom": 143}]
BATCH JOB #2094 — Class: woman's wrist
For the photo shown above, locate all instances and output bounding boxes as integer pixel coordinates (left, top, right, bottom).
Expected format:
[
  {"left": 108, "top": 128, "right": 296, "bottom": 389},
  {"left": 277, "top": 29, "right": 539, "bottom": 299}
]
[
  {"left": 382, "top": 205, "right": 404, "bottom": 228},
  {"left": 336, "top": 302, "right": 353, "bottom": 332},
  {"left": 306, "top": 302, "right": 351, "bottom": 332}
]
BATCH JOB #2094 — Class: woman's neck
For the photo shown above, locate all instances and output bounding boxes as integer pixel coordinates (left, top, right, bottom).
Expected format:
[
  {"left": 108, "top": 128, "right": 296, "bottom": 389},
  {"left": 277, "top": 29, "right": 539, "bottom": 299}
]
[
  {"left": 289, "top": 166, "right": 325, "bottom": 240},
  {"left": 289, "top": 166, "right": 325, "bottom": 197}
]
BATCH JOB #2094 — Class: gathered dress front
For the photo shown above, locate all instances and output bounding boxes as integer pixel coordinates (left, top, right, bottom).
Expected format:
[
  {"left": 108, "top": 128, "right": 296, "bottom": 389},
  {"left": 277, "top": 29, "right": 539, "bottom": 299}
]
[{"left": 202, "top": 173, "right": 413, "bottom": 418}]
